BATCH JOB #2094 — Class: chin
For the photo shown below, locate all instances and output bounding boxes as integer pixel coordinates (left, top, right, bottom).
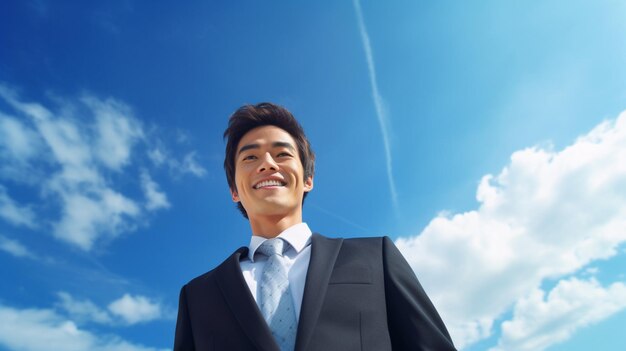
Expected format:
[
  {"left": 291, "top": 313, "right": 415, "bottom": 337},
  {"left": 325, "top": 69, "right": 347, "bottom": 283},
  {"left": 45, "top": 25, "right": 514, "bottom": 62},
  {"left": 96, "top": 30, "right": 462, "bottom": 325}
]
[{"left": 254, "top": 204, "right": 299, "bottom": 216}]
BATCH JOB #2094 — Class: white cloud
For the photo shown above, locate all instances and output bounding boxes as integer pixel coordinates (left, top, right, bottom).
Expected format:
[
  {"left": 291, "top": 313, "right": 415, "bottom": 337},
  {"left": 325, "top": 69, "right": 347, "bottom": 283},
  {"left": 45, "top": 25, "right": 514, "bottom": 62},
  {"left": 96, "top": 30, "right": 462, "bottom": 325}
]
[
  {"left": 53, "top": 190, "right": 140, "bottom": 251},
  {"left": 491, "top": 278, "right": 626, "bottom": 351},
  {"left": 147, "top": 146, "right": 207, "bottom": 178},
  {"left": 55, "top": 292, "right": 166, "bottom": 327},
  {"left": 396, "top": 110, "right": 626, "bottom": 349},
  {"left": 0, "top": 84, "right": 201, "bottom": 251},
  {"left": 140, "top": 171, "right": 170, "bottom": 211},
  {"left": 56, "top": 292, "right": 113, "bottom": 325},
  {"left": 179, "top": 151, "right": 207, "bottom": 177},
  {"left": 0, "top": 185, "right": 37, "bottom": 229},
  {"left": 147, "top": 147, "right": 166, "bottom": 166},
  {"left": 86, "top": 96, "right": 144, "bottom": 171},
  {"left": 0, "top": 303, "right": 167, "bottom": 351},
  {"left": 0, "top": 111, "right": 48, "bottom": 184},
  {"left": 0, "top": 86, "right": 141, "bottom": 250},
  {"left": 108, "top": 294, "right": 162, "bottom": 325},
  {"left": 24, "top": 102, "right": 92, "bottom": 170},
  {"left": 0, "top": 235, "right": 36, "bottom": 258},
  {"left": 0, "top": 113, "right": 44, "bottom": 162}
]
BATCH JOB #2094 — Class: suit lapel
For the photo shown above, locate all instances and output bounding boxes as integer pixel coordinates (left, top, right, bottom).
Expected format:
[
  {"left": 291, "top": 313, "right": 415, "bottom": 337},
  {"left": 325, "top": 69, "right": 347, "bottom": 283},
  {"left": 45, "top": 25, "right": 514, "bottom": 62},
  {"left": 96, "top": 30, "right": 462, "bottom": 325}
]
[
  {"left": 295, "top": 233, "right": 343, "bottom": 351},
  {"left": 216, "top": 247, "right": 279, "bottom": 351}
]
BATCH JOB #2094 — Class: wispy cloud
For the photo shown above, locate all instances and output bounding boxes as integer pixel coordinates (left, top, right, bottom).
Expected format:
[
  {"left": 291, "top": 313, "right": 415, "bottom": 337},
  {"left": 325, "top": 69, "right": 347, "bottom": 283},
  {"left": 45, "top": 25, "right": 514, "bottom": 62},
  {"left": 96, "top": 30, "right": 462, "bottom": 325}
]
[
  {"left": 396, "top": 110, "right": 626, "bottom": 350},
  {"left": 56, "top": 292, "right": 114, "bottom": 325},
  {"left": 147, "top": 145, "right": 207, "bottom": 179},
  {"left": 108, "top": 294, "right": 162, "bottom": 325},
  {"left": 56, "top": 292, "right": 164, "bottom": 326},
  {"left": 353, "top": 0, "right": 398, "bottom": 209},
  {"left": 0, "top": 83, "right": 204, "bottom": 251},
  {"left": 179, "top": 151, "right": 207, "bottom": 178},
  {"left": 0, "top": 113, "right": 46, "bottom": 184},
  {"left": 0, "top": 303, "right": 168, "bottom": 351},
  {"left": 87, "top": 96, "right": 144, "bottom": 171},
  {"left": 0, "top": 235, "right": 36, "bottom": 259},
  {"left": 0, "top": 186, "right": 37, "bottom": 229},
  {"left": 0, "top": 112, "right": 44, "bottom": 161},
  {"left": 140, "top": 170, "right": 170, "bottom": 211}
]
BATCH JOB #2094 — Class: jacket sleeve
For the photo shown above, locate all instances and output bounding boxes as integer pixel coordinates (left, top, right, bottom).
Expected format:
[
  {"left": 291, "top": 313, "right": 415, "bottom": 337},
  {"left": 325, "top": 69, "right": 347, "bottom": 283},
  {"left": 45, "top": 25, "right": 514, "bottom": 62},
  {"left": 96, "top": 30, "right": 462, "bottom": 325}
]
[
  {"left": 383, "top": 236, "right": 457, "bottom": 350},
  {"left": 174, "top": 284, "right": 195, "bottom": 351}
]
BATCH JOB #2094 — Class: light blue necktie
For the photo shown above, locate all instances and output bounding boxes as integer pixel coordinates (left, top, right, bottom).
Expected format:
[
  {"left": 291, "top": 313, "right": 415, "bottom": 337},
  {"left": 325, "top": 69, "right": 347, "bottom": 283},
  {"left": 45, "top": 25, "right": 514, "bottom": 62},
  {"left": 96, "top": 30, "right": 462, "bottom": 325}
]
[{"left": 257, "top": 238, "right": 297, "bottom": 351}]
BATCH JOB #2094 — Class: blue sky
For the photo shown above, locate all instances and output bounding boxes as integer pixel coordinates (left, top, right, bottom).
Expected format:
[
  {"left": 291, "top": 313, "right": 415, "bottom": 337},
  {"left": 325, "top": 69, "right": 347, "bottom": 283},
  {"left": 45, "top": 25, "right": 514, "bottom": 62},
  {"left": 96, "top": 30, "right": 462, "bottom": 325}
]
[{"left": 2, "top": 1, "right": 626, "bottom": 350}]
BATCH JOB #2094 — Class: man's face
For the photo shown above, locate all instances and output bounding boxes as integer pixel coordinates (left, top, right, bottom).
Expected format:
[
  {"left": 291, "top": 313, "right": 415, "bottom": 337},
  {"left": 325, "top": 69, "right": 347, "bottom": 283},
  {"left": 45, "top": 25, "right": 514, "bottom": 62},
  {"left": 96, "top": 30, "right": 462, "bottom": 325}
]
[{"left": 231, "top": 125, "right": 313, "bottom": 219}]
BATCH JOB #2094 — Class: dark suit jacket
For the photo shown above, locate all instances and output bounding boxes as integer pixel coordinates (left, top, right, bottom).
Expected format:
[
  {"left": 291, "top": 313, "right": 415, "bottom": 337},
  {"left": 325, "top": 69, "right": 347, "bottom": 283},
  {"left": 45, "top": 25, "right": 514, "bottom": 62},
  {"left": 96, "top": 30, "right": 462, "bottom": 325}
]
[{"left": 174, "top": 233, "right": 456, "bottom": 351}]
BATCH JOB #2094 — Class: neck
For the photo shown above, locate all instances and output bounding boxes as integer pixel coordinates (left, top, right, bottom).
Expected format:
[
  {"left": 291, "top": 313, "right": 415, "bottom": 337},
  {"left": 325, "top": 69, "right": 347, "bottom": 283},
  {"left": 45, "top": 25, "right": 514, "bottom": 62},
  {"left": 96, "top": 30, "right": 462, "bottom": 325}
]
[{"left": 249, "top": 212, "right": 303, "bottom": 238}]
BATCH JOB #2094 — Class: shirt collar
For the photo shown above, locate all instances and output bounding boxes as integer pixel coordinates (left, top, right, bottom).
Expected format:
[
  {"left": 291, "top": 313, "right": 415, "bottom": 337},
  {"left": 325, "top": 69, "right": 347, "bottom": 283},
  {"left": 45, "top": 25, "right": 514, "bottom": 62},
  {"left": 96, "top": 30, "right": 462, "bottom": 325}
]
[{"left": 248, "top": 222, "right": 312, "bottom": 262}]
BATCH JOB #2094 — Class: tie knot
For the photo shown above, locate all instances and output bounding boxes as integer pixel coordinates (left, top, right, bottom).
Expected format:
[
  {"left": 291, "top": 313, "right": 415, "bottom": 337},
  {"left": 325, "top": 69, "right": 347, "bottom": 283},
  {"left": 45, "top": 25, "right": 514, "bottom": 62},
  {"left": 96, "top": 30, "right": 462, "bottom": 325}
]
[{"left": 257, "top": 238, "right": 287, "bottom": 257}]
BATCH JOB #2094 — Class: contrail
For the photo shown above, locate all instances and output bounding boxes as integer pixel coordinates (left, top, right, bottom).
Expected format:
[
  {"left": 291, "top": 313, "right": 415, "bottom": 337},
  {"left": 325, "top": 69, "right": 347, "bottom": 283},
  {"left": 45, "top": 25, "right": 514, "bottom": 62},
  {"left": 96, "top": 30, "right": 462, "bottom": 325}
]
[{"left": 353, "top": 0, "right": 399, "bottom": 210}]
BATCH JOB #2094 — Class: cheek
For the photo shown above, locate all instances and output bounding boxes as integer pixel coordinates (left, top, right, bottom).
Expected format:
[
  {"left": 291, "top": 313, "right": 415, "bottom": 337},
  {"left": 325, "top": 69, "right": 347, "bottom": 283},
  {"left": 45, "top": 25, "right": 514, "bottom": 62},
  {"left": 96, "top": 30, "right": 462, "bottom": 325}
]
[
  {"left": 233, "top": 176, "right": 246, "bottom": 195},
  {"left": 234, "top": 166, "right": 247, "bottom": 182},
  {"left": 236, "top": 178, "right": 247, "bottom": 192}
]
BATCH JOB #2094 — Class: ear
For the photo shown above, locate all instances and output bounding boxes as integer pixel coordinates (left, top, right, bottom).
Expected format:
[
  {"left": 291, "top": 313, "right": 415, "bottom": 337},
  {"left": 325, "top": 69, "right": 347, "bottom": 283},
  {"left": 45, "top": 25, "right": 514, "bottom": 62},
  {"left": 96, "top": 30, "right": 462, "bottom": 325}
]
[
  {"left": 230, "top": 188, "right": 240, "bottom": 202},
  {"left": 303, "top": 176, "right": 314, "bottom": 193}
]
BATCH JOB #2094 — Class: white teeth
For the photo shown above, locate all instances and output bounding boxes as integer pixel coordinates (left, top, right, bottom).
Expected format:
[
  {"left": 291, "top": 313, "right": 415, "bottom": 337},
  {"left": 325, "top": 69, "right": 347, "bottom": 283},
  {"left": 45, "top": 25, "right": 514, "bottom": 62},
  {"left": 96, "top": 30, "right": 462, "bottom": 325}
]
[{"left": 255, "top": 180, "right": 285, "bottom": 189}]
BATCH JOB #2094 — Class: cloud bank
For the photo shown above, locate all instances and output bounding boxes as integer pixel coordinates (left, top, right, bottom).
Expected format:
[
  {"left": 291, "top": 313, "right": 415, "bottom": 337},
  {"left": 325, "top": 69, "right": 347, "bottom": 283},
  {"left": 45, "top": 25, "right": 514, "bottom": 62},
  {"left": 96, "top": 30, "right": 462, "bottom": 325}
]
[
  {"left": 397, "top": 111, "right": 626, "bottom": 350},
  {"left": 492, "top": 277, "right": 626, "bottom": 351},
  {"left": 0, "top": 303, "right": 167, "bottom": 351}
]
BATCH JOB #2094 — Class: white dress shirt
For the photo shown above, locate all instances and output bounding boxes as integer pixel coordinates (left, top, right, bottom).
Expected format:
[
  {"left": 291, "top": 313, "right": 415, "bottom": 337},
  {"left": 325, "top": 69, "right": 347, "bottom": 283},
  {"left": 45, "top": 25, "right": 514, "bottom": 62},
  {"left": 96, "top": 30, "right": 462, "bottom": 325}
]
[{"left": 239, "top": 222, "right": 312, "bottom": 320}]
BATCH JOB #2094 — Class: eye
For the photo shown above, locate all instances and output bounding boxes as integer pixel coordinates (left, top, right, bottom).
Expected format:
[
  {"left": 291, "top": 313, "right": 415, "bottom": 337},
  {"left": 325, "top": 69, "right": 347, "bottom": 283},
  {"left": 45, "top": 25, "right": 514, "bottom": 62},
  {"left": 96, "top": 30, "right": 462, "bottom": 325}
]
[
  {"left": 277, "top": 152, "right": 292, "bottom": 157},
  {"left": 242, "top": 155, "right": 257, "bottom": 161}
]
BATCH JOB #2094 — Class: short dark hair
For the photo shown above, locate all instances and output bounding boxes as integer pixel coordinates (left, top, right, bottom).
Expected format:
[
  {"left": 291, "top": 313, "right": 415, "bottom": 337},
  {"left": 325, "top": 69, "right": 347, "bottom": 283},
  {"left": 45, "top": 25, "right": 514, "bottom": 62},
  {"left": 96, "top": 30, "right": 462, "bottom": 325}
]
[{"left": 223, "top": 102, "right": 315, "bottom": 218}]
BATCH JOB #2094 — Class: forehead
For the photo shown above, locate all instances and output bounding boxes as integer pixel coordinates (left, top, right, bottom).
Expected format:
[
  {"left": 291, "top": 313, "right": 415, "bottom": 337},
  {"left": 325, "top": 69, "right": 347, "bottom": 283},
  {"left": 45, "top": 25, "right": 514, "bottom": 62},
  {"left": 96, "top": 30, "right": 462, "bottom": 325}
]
[{"left": 237, "top": 125, "right": 297, "bottom": 151}]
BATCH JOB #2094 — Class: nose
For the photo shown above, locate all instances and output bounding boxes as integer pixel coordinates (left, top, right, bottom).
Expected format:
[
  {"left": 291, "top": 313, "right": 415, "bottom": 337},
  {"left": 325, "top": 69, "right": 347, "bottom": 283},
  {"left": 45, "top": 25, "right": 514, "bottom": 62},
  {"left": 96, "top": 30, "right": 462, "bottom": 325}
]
[{"left": 257, "top": 152, "right": 279, "bottom": 173}]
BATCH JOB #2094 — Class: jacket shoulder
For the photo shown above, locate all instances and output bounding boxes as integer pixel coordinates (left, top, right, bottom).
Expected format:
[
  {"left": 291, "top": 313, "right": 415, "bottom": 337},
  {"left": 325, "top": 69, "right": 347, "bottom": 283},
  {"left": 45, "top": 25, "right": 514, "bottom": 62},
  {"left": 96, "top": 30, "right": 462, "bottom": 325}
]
[
  {"left": 315, "top": 232, "right": 386, "bottom": 244},
  {"left": 343, "top": 235, "right": 386, "bottom": 243},
  {"left": 185, "top": 267, "right": 217, "bottom": 289},
  {"left": 183, "top": 246, "right": 247, "bottom": 289}
]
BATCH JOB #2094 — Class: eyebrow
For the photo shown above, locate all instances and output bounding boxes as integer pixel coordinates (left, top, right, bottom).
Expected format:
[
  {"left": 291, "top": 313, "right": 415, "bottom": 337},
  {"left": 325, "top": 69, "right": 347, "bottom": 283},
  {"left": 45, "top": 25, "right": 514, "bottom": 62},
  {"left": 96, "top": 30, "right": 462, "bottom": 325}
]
[{"left": 237, "top": 141, "right": 296, "bottom": 156}]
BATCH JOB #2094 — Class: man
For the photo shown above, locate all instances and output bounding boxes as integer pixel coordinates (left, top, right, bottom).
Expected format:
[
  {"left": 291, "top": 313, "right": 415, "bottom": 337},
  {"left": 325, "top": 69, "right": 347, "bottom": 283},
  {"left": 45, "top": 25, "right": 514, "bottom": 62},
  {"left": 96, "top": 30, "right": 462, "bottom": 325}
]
[{"left": 174, "top": 103, "right": 456, "bottom": 351}]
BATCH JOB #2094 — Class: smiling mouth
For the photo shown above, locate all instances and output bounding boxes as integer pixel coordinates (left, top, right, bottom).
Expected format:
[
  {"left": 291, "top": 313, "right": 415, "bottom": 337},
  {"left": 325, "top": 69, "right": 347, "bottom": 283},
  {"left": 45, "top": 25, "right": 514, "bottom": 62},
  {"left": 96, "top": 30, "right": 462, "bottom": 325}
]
[{"left": 254, "top": 179, "right": 287, "bottom": 189}]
